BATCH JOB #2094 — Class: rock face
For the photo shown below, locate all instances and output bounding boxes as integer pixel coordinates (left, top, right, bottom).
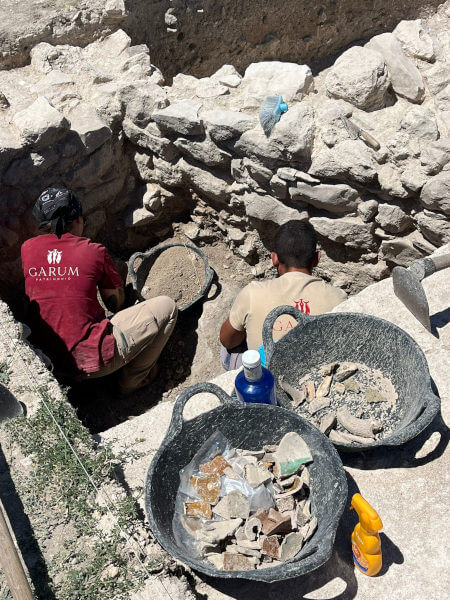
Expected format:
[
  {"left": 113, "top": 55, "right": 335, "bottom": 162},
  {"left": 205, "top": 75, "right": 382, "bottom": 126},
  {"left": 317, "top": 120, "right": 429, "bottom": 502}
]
[{"left": 0, "top": 3, "right": 449, "bottom": 299}]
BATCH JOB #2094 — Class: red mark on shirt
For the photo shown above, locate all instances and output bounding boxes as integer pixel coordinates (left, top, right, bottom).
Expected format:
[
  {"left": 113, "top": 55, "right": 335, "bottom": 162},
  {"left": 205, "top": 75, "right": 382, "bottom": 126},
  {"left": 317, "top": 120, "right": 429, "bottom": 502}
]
[{"left": 294, "top": 299, "right": 310, "bottom": 314}]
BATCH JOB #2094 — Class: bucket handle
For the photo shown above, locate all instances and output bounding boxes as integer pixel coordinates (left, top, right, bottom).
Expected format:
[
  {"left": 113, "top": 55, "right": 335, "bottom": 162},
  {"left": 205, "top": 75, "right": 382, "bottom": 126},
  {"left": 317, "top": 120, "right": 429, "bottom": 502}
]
[
  {"left": 383, "top": 390, "right": 441, "bottom": 447},
  {"left": 166, "top": 382, "right": 242, "bottom": 440},
  {"left": 262, "top": 305, "right": 312, "bottom": 366},
  {"left": 127, "top": 251, "right": 146, "bottom": 290}
]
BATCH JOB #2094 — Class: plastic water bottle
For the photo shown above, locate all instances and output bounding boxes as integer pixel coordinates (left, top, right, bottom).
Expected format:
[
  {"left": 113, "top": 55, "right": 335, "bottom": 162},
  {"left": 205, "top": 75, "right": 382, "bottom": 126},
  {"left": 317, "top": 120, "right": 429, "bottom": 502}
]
[{"left": 235, "top": 350, "right": 276, "bottom": 405}]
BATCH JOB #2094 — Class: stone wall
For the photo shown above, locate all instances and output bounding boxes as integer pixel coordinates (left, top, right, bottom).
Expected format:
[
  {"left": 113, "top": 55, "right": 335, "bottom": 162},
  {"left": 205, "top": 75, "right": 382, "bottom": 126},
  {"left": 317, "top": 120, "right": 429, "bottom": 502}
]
[{"left": 0, "top": 4, "right": 449, "bottom": 301}]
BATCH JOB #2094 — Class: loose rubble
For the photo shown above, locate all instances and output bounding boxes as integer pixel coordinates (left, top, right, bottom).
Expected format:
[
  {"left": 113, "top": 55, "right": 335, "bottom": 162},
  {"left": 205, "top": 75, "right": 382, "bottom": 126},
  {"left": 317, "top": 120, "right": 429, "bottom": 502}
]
[
  {"left": 279, "top": 362, "right": 399, "bottom": 444},
  {"left": 173, "top": 431, "right": 316, "bottom": 570}
]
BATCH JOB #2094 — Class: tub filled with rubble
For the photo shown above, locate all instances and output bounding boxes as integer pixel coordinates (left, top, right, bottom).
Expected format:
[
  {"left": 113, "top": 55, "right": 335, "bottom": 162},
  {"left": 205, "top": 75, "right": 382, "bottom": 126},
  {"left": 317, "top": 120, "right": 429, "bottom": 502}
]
[
  {"left": 173, "top": 430, "right": 317, "bottom": 571},
  {"left": 278, "top": 361, "right": 400, "bottom": 445}
]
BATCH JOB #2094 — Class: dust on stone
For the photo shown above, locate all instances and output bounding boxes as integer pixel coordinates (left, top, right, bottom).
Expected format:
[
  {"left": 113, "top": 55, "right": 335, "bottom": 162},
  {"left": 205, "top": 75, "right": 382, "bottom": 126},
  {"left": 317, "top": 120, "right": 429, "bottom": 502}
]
[
  {"left": 140, "top": 246, "right": 205, "bottom": 309},
  {"left": 279, "top": 362, "right": 400, "bottom": 444},
  {"left": 174, "top": 432, "right": 317, "bottom": 570}
]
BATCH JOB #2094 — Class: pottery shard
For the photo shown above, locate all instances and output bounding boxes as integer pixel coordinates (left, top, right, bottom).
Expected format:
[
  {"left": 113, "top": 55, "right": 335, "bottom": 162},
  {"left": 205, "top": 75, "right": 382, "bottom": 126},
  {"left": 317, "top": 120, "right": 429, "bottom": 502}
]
[
  {"left": 337, "top": 406, "right": 382, "bottom": 438},
  {"left": 274, "top": 432, "right": 313, "bottom": 477},
  {"left": 275, "top": 475, "right": 303, "bottom": 498},
  {"left": 302, "top": 516, "right": 318, "bottom": 543},
  {"left": 316, "top": 376, "right": 332, "bottom": 398},
  {"left": 276, "top": 495, "right": 295, "bottom": 513},
  {"left": 262, "top": 514, "right": 293, "bottom": 536},
  {"left": 365, "top": 388, "right": 386, "bottom": 403},
  {"left": 190, "top": 473, "right": 221, "bottom": 504},
  {"left": 343, "top": 377, "right": 361, "bottom": 393},
  {"left": 185, "top": 501, "right": 212, "bottom": 519},
  {"left": 319, "top": 412, "right": 337, "bottom": 435},
  {"left": 319, "top": 363, "right": 337, "bottom": 376},
  {"left": 278, "top": 376, "right": 306, "bottom": 407},
  {"left": 334, "top": 382, "right": 346, "bottom": 394},
  {"left": 303, "top": 380, "right": 316, "bottom": 402},
  {"left": 202, "top": 518, "right": 243, "bottom": 543},
  {"left": 200, "top": 455, "right": 230, "bottom": 475},
  {"left": 334, "top": 363, "right": 358, "bottom": 382},
  {"left": 261, "top": 535, "right": 281, "bottom": 559},
  {"left": 207, "top": 554, "right": 224, "bottom": 569},
  {"left": 212, "top": 491, "right": 250, "bottom": 520},
  {"left": 223, "top": 552, "right": 256, "bottom": 571},
  {"left": 329, "top": 430, "right": 375, "bottom": 445},
  {"left": 233, "top": 545, "right": 261, "bottom": 558},
  {"left": 244, "top": 464, "right": 272, "bottom": 488},
  {"left": 280, "top": 532, "right": 304, "bottom": 562},
  {"left": 236, "top": 539, "right": 261, "bottom": 550}
]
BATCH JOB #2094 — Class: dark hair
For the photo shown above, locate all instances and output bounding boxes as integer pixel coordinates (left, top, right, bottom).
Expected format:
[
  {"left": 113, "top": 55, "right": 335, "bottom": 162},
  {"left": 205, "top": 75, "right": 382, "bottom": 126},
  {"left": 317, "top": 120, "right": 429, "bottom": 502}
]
[
  {"left": 273, "top": 220, "right": 318, "bottom": 269},
  {"left": 32, "top": 188, "right": 82, "bottom": 238}
]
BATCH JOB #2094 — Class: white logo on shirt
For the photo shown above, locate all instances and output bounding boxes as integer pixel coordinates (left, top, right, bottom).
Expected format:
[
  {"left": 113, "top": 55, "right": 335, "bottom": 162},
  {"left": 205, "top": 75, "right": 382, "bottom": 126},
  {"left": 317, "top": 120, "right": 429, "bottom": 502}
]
[{"left": 47, "top": 249, "right": 62, "bottom": 265}]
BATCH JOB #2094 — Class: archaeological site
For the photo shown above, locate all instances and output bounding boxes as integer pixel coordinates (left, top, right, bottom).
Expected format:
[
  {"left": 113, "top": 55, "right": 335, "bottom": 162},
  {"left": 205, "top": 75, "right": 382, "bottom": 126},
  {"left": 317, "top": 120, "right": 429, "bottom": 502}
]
[{"left": 0, "top": 0, "right": 449, "bottom": 598}]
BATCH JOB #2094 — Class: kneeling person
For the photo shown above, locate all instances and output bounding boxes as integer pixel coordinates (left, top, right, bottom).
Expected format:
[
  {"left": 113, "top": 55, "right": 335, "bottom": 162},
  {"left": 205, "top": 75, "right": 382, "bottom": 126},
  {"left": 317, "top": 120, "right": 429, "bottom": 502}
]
[{"left": 21, "top": 188, "right": 177, "bottom": 395}]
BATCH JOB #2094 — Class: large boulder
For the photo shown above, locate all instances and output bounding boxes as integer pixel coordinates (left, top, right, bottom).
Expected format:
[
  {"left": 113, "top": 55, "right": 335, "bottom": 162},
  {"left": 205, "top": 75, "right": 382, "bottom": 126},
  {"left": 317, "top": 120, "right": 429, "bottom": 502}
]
[
  {"left": 423, "top": 62, "right": 450, "bottom": 96},
  {"left": 289, "top": 182, "right": 360, "bottom": 214},
  {"left": 310, "top": 216, "right": 375, "bottom": 249},
  {"left": 241, "top": 62, "right": 314, "bottom": 108},
  {"left": 366, "top": 33, "right": 424, "bottom": 103},
  {"left": 174, "top": 136, "right": 232, "bottom": 167},
  {"left": 12, "top": 97, "right": 70, "bottom": 148},
  {"left": 201, "top": 109, "right": 256, "bottom": 142},
  {"left": 268, "top": 102, "right": 315, "bottom": 160},
  {"left": 178, "top": 158, "right": 230, "bottom": 202},
  {"left": 122, "top": 119, "right": 179, "bottom": 162},
  {"left": 325, "top": 46, "right": 390, "bottom": 110},
  {"left": 118, "top": 82, "right": 168, "bottom": 128},
  {"left": 399, "top": 105, "right": 439, "bottom": 141},
  {"left": 377, "top": 164, "right": 408, "bottom": 199},
  {"left": 67, "top": 103, "right": 111, "bottom": 154},
  {"left": 152, "top": 100, "right": 204, "bottom": 136},
  {"left": 420, "top": 171, "right": 450, "bottom": 215},
  {"left": 393, "top": 19, "right": 438, "bottom": 62},
  {"left": 309, "top": 139, "right": 377, "bottom": 184},
  {"left": 242, "top": 192, "right": 306, "bottom": 226},
  {"left": 375, "top": 203, "right": 413, "bottom": 234}
]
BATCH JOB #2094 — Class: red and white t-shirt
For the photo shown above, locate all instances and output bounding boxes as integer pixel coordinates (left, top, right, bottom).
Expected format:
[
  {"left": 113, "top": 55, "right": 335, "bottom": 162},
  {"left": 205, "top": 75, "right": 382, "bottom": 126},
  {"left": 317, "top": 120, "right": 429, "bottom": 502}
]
[{"left": 21, "top": 233, "right": 123, "bottom": 374}]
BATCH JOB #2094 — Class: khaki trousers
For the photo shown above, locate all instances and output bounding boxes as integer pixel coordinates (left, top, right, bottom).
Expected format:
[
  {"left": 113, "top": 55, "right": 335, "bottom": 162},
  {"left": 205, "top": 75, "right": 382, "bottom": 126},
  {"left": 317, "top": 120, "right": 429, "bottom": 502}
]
[{"left": 82, "top": 296, "right": 177, "bottom": 393}]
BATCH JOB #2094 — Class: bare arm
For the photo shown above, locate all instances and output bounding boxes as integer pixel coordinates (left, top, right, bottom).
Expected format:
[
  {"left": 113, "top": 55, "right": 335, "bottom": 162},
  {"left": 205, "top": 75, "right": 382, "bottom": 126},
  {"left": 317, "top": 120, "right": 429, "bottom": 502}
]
[
  {"left": 220, "top": 318, "right": 246, "bottom": 350},
  {"left": 100, "top": 287, "right": 125, "bottom": 313}
]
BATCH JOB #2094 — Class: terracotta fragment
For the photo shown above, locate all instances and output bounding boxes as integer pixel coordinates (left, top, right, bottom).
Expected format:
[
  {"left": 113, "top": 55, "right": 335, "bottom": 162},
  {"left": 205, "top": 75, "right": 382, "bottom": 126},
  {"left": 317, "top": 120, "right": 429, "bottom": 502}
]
[
  {"left": 233, "top": 544, "right": 261, "bottom": 558},
  {"left": 365, "top": 388, "right": 386, "bottom": 403},
  {"left": 223, "top": 552, "right": 256, "bottom": 571},
  {"left": 299, "top": 374, "right": 312, "bottom": 386},
  {"left": 244, "top": 517, "right": 262, "bottom": 541},
  {"left": 300, "top": 516, "right": 318, "bottom": 542},
  {"left": 262, "top": 513, "right": 293, "bottom": 535},
  {"left": 212, "top": 491, "right": 250, "bottom": 520},
  {"left": 261, "top": 535, "right": 281, "bottom": 559},
  {"left": 223, "top": 466, "right": 239, "bottom": 479},
  {"left": 316, "top": 375, "right": 332, "bottom": 398},
  {"left": 343, "top": 376, "right": 361, "bottom": 393},
  {"left": 337, "top": 405, "right": 382, "bottom": 438},
  {"left": 241, "top": 449, "right": 265, "bottom": 459},
  {"left": 185, "top": 500, "right": 212, "bottom": 519},
  {"left": 190, "top": 473, "right": 221, "bottom": 504},
  {"left": 275, "top": 475, "right": 303, "bottom": 498},
  {"left": 329, "top": 429, "right": 375, "bottom": 445},
  {"left": 237, "top": 539, "right": 261, "bottom": 549},
  {"left": 200, "top": 455, "right": 230, "bottom": 475},
  {"left": 276, "top": 495, "right": 295, "bottom": 513},
  {"left": 274, "top": 432, "right": 313, "bottom": 477}
]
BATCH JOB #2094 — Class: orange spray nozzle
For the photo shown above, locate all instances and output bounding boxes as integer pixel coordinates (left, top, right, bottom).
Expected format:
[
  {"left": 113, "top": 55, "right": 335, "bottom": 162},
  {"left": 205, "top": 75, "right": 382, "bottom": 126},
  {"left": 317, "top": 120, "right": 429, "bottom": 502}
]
[{"left": 350, "top": 493, "right": 383, "bottom": 533}]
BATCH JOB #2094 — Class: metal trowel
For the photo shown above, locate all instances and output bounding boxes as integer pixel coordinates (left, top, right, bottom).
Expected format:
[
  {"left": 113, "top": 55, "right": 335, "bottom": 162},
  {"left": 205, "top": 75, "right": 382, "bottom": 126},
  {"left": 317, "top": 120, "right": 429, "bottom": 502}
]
[{"left": 392, "top": 254, "right": 450, "bottom": 331}]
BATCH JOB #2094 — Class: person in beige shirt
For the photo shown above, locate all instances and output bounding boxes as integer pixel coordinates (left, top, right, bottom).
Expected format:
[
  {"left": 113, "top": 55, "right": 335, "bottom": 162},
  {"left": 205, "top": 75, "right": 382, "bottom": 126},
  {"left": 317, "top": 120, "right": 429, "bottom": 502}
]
[{"left": 220, "top": 220, "right": 347, "bottom": 370}]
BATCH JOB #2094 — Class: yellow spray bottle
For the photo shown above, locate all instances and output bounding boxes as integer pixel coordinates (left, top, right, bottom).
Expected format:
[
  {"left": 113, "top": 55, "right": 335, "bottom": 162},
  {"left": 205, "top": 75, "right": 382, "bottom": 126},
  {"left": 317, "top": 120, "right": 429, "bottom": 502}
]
[{"left": 350, "top": 493, "right": 383, "bottom": 576}]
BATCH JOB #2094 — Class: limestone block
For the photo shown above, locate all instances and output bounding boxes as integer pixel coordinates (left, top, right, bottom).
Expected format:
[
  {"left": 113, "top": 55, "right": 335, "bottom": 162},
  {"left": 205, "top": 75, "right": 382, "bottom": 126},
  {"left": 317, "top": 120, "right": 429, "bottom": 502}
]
[
  {"left": 309, "top": 139, "right": 377, "bottom": 184},
  {"left": 33, "top": 70, "right": 76, "bottom": 105},
  {"left": 234, "top": 126, "right": 285, "bottom": 167},
  {"left": 88, "top": 82, "right": 123, "bottom": 128},
  {"left": 244, "top": 159, "right": 273, "bottom": 185},
  {"left": 178, "top": 158, "right": 230, "bottom": 201},
  {"left": 393, "top": 19, "right": 438, "bottom": 62},
  {"left": 357, "top": 199, "right": 378, "bottom": 222},
  {"left": 119, "top": 82, "right": 168, "bottom": 128},
  {"left": 142, "top": 183, "right": 165, "bottom": 212},
  {"left": 366, "top": 33, "right": 424, "bottom": 103},
  {"left": 310, "top": 216, "right": 375, "bottom": 249},
  {"left": 423, "top": 62, "right": 450, "bottom": 96},
  {"left": 119, "top": 51, "right": 152, "bottom": 81},
  {"left": 12, "top": 97, "right": 70, "bottom": 147},
  {"left": 153, "top": 156, "right": 184, "bottom": 187},
  {"left": 122, "top": 119, "right": 179, "bottom": 162},
  {"left": 415, "top": 210, "right": 450, "bottom": 245},
  {"left": 80, "top": 176, "right": 127, "bottom": 214},
  {"left": 379, "top": 238, "right": 423, "bottom": 266},
  {"left": 134, "top": 151, "right": 153, "bottom": 181},
  {"left": 419, "top": 139, "right": 450, "bottom": 175},
  {"left": 125, "top": 206, "right": 158, "bottom": 228},
  {"left": 152, "top": 100, "right": 203, "bottom": 136},
  {"left": 243, "top": 192, "right": 306, "bottom": 226},
  {"left": 377, "top": 164, "right": 408, "bottom": 198},
  {"left": 420, "top": 171, "right": 450, "bottom": 215},
  {"left": 30, "top": 42, "right": 61, "bottom": 74},
  {"left": 195, "top": 78, "right": 229, "bottom": 99},
  {"left": 67, "top": 103, "right": 111, "bottom": 154},
  {"left": 211, "top": 65, "right": 242, "bottom": 88},
  {"left": 270, "top": 175, "right": 288, "bottom": 200},
  {"left": 435, "top": 84, "right": 450, "bottom": 112},
  {"left": 400, "top": 163, "right": 429, "bottom": 192},
  {"left": 174, "top": 136, "right": 232, "bottom": 167},
  {"left": 399, "top": 105, "right": 439, "bottom": 141},
  {"left": 291, "top": 182, "right": 359, "bottom": 213},
  {"left": 96, "top": 29, "right": 131, "bottom": 58},
  {"left": 375, "top": 204, "right": 413, "bottom": 234},
  {"left": 3, "top": 148, "right": 59, "bottom": 186},
  {"left": 64, "top": 141, "right": 114, "bottom": 188},
  {"left": 325, "top": 46, "right": 390, "bottom": 110},
  {"left": 268, "top": 102, "right": 315, "bottom": 160},
  {"left": 241, "top": 61, "right": 314, "bottom": 107},
  {"left": 201, "top": 109, "right": 256, "bottom": 142}
]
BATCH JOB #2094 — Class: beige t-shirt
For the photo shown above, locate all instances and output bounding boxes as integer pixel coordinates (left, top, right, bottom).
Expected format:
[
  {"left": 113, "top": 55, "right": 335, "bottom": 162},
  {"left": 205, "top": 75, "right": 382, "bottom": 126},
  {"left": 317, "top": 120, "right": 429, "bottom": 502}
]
[{"left": 229, "top": 272, "right": 347, "bottom": 350}]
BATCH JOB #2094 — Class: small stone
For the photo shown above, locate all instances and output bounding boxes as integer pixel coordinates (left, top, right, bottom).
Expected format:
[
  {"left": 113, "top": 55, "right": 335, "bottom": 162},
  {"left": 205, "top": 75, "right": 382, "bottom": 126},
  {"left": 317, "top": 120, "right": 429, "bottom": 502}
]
[
  {"left": 303, "top": 380, "right": 316, "bottom": 402},
  {"left": 100, "top": 565, "right": 120, "bottom": 580},
  {"left": 275, "top": 495, "right": 295, "bottom": 513},
  {"left": 212, "top": 491, "right": 250, "bottom": 520},
  {"left": 334, "top": 382, "right": 346, "bottom": 394},
  {"left": 316, "top": 375, "right": 332, "bottom": 398},
  {"left": 334, "top": 363, "right": 358, "bottom": 382},
  {"left": 343, "top": 377, "right": 361, "bottom": 393},
  {"left": 200, "top": 455, "right": 230, "bottom": 475},
  {"left": 261, "top": 535, "right": 281, "bottom": 559},
  {"left": 190, "top": 473, "right": 221, "bottom": 504},
  {"left": 307, "top": 397, "right": 331, "bottom": 415},
  {"left": 278, "top": 377, "right": 306, "bottom": 407},
  {"left": 185, "top": 501, "right": 212, "bottom": 519},
  {"left": 223, "top": 552, "right": 256, "bottom": 571},
  {"left": 319, "top": 412, "right": 337, "bottom": 435},
  {"left": 319, "top": 363, "right": 337, "bottom": 376},
  {"left": 280, "top": 532, "right": 304, "bottom": 562},
  {"left": 244, "top": 463, "right": 272, "bottom": 488},
  {"left": 365, "top": 388, "right": 386, "bottom": 403}
]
